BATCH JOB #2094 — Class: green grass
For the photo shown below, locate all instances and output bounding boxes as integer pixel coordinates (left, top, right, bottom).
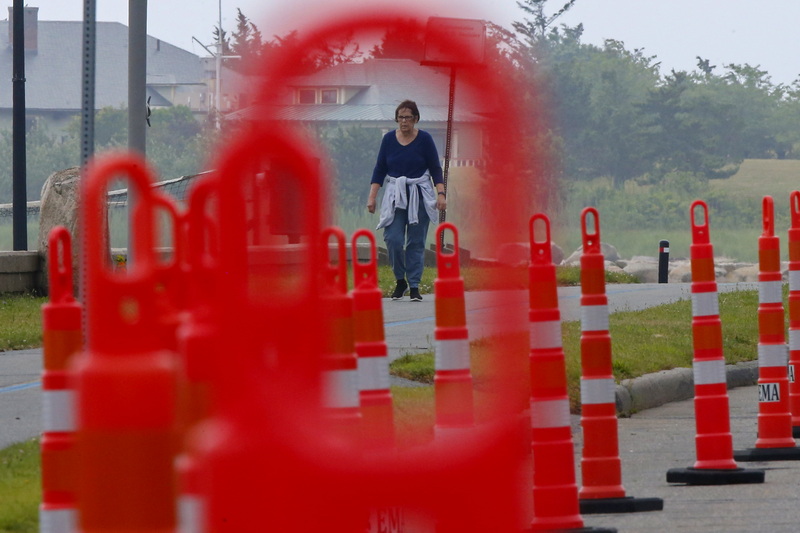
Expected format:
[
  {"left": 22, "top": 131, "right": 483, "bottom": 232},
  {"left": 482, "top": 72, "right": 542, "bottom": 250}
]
[
  {"left": 390, "top": 288, "right": 766, "bottom": 413},
  {"left": 0, "top": 293, "right": 45, "bottom": 351},
  {"left": 0, "top": 439, "right": 40, "bottom": 533},
  {"left": 709, "top": 159, "right": 800, "bottom": 200}
]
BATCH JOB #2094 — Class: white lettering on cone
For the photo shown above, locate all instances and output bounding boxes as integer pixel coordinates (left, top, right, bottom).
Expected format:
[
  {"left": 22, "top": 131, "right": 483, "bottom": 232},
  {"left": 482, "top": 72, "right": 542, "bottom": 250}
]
[{"left": 759, "top": 382, "right": 781, "bottom": 402}]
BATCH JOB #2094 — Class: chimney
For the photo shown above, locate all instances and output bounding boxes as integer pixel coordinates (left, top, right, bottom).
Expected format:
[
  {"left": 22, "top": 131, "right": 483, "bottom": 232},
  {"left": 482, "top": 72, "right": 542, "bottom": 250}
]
[{"left": 8, "top": 6, "right": 39, "bottom": 52}]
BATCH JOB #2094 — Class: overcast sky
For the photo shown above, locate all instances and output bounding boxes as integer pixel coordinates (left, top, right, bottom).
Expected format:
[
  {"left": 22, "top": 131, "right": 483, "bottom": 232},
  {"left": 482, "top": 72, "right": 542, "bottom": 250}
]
[{"left": 10, "top": 0, "right": 800, "bottom": 85}]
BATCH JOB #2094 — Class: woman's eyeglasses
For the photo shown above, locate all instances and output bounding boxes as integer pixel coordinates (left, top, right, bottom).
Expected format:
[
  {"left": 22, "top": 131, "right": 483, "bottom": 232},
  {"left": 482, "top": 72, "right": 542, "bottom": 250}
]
[{"left": 397, "top": 115, "right": 415, "bottom": 122}]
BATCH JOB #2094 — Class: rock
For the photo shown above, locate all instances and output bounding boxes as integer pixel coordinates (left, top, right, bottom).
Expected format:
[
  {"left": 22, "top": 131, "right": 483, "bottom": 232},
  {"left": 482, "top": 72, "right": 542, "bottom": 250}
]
[
  {"left": 723, "top": 264, "right": 759, "bottom": 283},
  {"left": 564, "top": 242, "right": 619, "bottom": 265},
  {"left": 622, "top": 261, "right": 658, "bottom": 283},
  {"left": 37, "top": 168, "right": 82, "bottom": 295},
  {"left": 668, "top": 262, "right": 692, "bottom": 283}
]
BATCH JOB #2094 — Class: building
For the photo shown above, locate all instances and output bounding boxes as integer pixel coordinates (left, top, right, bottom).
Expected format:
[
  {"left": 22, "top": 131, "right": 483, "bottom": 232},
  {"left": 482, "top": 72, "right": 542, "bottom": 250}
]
[
  {"left": 228, "top": 58, "right": 487, "bottom": 166},
  {"left": 0, "top": 6, "right": 243, "bottom": 133}
]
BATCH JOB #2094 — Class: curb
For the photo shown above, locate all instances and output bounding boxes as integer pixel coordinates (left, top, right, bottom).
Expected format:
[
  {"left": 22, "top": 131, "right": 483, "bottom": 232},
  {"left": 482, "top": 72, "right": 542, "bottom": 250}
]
[{"left": 615, "top": 360, "right": 759, "bottom": 417}]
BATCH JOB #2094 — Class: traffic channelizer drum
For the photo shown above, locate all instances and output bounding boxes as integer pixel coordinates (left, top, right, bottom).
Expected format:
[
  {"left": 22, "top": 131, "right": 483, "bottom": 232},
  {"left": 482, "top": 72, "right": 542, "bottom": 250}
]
[
  {"left": 40, "top": 227, "right": 83, "bottom": 533},
  {"left": 788, "top": 191, "right": 800, "bottom": 438},
  {"left": 72, "top": 153, "right": 179, "bottom": 532},
  {"left": 434, "top": 223, "right": 475, "bottom": 438},
  {"left": 578, "top": 207, "right": 663, "bottom": 514},
  {"left": 666, "top": 201, "right": 765, "bottom": 485},
  {"left": 351, "top": 229, "right": 395, "bottom": 451},
  {"left": 735, "top": 196, "right": 800, "bottom": 461},
  {"left": 321, "top": 226, "right": 362, "bottom": 439},
  {"left": 528, "top": 214, "right": 615, "bottom": 532}
]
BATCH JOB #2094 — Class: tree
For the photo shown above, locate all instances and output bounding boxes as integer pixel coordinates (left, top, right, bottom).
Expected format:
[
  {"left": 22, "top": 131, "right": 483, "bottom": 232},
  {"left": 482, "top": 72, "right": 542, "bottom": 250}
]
[
  {"left": 370, "top": 19, "right": 425, "bottom": 61},
  {"left": 229, "top": 8, "right": 263, "bottom": 71}
]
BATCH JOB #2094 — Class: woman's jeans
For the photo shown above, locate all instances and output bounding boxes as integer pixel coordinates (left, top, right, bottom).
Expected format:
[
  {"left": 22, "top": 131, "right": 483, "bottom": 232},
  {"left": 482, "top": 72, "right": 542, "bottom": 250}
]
[{"left": 383, "top": 199, "right": 430, "bottom": 288}]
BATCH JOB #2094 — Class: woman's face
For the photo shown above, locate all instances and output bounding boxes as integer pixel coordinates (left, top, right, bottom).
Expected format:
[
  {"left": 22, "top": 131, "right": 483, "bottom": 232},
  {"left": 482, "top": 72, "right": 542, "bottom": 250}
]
[{"left": 396, "top": 108, "right": 417, "bottom": 133}]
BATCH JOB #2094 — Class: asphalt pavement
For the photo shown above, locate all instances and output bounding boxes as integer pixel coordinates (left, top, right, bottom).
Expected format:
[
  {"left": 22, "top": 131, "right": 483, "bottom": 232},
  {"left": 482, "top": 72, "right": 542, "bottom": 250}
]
[{"left": 4, "top": 281, "right": 796, "bottom": 532}]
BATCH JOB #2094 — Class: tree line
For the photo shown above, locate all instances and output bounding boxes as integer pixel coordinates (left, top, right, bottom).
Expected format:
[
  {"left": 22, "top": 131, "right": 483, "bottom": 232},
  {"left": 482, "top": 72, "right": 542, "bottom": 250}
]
[{"left": 3, "top": 1, "right": 798, "bottom": 207}]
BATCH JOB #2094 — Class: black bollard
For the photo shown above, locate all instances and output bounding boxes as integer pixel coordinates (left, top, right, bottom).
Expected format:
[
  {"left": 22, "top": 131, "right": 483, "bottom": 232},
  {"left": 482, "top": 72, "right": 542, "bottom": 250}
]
[{"left": 658, "top": 240, "right": 669, "bottom": 283}]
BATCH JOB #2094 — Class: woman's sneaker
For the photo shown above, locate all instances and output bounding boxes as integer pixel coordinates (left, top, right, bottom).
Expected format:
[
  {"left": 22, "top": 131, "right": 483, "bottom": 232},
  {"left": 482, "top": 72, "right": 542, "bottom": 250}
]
[
  {"left": 409, "top": 288, "right": 422, "bottom": 301},
  {"left": 391, "top": 279, "right": 408, "bottom": 300}
]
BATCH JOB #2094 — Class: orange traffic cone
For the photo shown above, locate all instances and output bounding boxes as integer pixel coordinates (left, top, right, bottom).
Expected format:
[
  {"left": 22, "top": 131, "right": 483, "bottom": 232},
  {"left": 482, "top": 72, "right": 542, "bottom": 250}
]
[
  {"left": 528, "top": 214, "right": 593, "bottom": 531},
  {"left": 666, "top": 200, "right": 764, "bottom": 484},
  {"left": 40, "top": 227, "right": 83, "bottom": 533},
  {"left": 72, "top": 154, "right": 179, "bottom": 532},
  {"left": 735, "top": 196, "right": 800, "bottom": 461},
  {"left": 788, "top": 191, "right": 800, "bottom": 438},
  {"left": 578, "top": 207, "right": 663, "bottom": 514},
  {"left": 351, "top": 229, "right": 395, "bottom": 450},
  {"left": 321, "top": 226, "right": 362, "bottom": 440},
  {"left": 433, "top": 223, "right": 475, "bottom": 438}
]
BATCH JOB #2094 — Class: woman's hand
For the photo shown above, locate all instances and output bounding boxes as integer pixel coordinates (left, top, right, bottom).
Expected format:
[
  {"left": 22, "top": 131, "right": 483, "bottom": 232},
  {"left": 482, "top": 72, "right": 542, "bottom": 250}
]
[
  {"left": 367, "top": 196, "right": 377, "bottom": 213},
  {"left": 436, "top": 194, "right": 447, "bottom": 211}
]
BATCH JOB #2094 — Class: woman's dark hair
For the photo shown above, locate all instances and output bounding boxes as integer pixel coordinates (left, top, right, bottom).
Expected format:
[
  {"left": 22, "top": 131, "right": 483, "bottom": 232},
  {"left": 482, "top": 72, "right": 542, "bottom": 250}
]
[{"left": 395, "top": 99, "right": 420, "bottom": 121}]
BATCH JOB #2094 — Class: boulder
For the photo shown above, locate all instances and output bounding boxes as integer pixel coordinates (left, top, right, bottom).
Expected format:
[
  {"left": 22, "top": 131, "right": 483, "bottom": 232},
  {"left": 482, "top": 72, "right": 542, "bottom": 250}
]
[
  {"left": 622, "top": 261, "right": 658, "bottom": 283},
  {"left": 37, "top": 167, "right": 82, "bottom": 295},
  {"left": 564, "top": 242, "right": 619, "bottom": 265}
]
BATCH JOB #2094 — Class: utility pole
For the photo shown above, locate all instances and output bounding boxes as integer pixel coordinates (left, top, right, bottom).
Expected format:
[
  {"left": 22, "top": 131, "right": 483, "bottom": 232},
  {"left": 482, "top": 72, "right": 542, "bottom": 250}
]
[
  {"left": 193, "top": 0, "right": 239, "bottom": 129},
  {"left": 11, "top": 0, "right": 27, "bottom": 251}
]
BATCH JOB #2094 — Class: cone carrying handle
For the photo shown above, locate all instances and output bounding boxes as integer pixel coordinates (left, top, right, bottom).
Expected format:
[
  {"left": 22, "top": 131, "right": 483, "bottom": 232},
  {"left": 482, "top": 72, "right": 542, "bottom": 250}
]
[
  {"left": 436, "top": 222, "right": 460, "bottom": 278},
  {"left": 529, "top": 213, "right": 552, "bottom": 265},
  {"left": 762, "top": 195, "right": 775, "bottom": 237},
  {"left": 322, "top": 226, "right": 348, "bottom": 294},
  {"left": 83, "top": 155, "right": 159, "bottom": 281},
  {"left": 791, "top": 191, "right": 800, "bottom": 229},
  {"left": 581, "top": 207, "right": 601, "bottom": 254},
  {"left": 352, "top": 229, "right": 377, "bottom": 289},
  {"left": 47, "top": 226, "right": 75, "bottom": 304},
  {"left": 690, "top": 200, "right": 711, "bottom": 245}
]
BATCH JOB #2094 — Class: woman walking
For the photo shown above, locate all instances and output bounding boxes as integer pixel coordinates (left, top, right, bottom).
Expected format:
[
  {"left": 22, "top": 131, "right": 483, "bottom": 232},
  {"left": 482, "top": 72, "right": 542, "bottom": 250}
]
[{"left": 367, "top": 100, "right": 446, "bottom": 301}]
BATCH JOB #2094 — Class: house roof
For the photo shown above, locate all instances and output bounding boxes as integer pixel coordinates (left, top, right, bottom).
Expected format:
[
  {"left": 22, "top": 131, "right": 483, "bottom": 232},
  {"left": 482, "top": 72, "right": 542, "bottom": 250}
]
[
  {"left": 230, "top": 58, "right": 485, "bottom": 124},
  {"left": 0, "top": 20, "right": 208, "bottom": 111}
]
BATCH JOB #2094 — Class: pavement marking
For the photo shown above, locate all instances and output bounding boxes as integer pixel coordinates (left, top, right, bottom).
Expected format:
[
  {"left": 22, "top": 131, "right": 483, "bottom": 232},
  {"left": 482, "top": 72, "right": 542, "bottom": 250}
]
[{"left": 0, "top": 381, "right": 41, "bottom": 393}]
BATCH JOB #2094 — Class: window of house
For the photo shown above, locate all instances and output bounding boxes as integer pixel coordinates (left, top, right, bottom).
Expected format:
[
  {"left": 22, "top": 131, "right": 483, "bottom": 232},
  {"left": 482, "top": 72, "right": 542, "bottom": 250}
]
[
  {"left": 298, "top": 89, "right": 316, "bottom": 104},
  {"left": 321, "top": 89, "right": 338, "bottom": 104}
]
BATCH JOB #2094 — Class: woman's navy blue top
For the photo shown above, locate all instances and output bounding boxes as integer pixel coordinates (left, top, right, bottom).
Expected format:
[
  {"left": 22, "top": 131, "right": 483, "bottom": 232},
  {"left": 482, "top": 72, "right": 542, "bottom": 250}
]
[{"left": 370, "top": 129, "right": 444, "bottom": 186}]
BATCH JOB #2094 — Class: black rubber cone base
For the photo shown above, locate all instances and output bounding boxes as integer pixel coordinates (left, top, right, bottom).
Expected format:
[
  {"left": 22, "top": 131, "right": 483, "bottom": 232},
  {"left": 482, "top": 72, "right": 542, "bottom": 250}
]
[
  {"left": 793, "top": 426, "right": 800, "bottom": 439},
  {"left": 579, "top": 496, "right": 663, "bottom": 515},
  {"left": 733, "top": 445, "right": 800, "bottom": 462},
  {"left": 666, "top": 466, "right": 765, "bottom": 485}
]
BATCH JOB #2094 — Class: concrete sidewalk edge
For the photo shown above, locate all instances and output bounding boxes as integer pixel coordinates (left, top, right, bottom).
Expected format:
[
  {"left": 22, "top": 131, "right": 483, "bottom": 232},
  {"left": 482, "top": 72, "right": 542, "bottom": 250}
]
[{"left": 615, "top": 360, "right": 759, "bottom": 417}]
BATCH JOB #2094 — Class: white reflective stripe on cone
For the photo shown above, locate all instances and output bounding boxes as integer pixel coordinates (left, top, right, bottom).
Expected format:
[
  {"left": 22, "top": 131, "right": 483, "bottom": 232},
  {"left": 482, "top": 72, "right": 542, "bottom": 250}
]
[
  {"left": 530, "top": 398, "right": 570, "bottom": 429},
  {"left": 790, "top": 329, "right": 800, "bottom": 350},
  {"left": 759, "top": 280, "right": 783, "bottom": 304},
  {"left": 758, "top": 343, "right": 789, "bottom": 368},
  {"left": 178, "top": 494, "right": 206, "bottom": 533},
  {"left": 358, "top": 356, "right": 390, "bottom": 391},
  {"left": 435, "top": 338, "right": 470, "bottom": 371},
  {"left": 789, "top": 270, "right": 800, "bottom": 291},
  {"left": 530, "top": 320, "right": 562, "bottom": 350},
  {"left": 693, "top": 359, "right": 726, "bottom": 385},
  {"left": 580, "top": 304, "right": 609, "bottom": 332},
  {"left": 323, "top": 369, "right": 360, "bottom": 409},
  {"left": 42, "top": 389, "right": 76, "bottom": 433},
  {"left": 691, "top": 291, "right": 720, "bottom": 318},
  {"left": 40, "top": 507, "right": 76, "bottom": 533},
  {"left": 580, "top": 378, "right": 616, "bottom": 405}
]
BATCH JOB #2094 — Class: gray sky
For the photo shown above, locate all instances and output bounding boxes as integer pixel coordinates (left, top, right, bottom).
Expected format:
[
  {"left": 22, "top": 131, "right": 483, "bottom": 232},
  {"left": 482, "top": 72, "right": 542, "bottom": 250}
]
[{"left": 11, "top": 0, "right": 800, "bottom": 85}]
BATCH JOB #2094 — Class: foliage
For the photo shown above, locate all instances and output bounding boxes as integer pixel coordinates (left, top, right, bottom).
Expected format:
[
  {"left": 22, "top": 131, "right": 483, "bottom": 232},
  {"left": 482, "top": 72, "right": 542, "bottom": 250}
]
[
  {"left": 319, "top": 126, "right": 379, "bottom": 211},
  {"left": 369, "top": 18, "right": 425, "bottom": 61},
  {"left": 0, "top": 293, "right": 45, "bottom": 350}
]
